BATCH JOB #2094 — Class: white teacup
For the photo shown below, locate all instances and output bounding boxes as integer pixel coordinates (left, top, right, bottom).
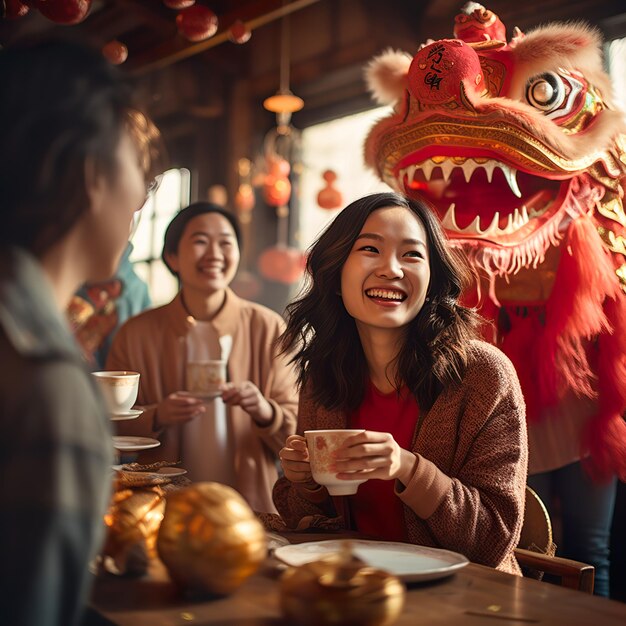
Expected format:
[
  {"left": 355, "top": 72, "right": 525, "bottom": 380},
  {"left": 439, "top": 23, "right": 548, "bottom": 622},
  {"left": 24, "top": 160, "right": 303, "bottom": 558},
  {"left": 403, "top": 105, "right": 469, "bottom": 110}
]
[
  {"left": 186, "top": 360, "right": 227, "bottom": 398},
  {"left": 92, "top": 370, "right": 140, "bottom": 415},
  {"left": 304, "top": 429, "right": 367, "bottom": 496}
]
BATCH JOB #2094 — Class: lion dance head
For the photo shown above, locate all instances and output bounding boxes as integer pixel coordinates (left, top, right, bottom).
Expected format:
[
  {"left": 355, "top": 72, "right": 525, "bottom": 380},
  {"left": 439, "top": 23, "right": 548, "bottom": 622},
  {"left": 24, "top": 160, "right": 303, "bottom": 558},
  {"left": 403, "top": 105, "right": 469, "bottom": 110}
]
[{"left": 365, "top": 2, "right": 626, "bottom": 479}]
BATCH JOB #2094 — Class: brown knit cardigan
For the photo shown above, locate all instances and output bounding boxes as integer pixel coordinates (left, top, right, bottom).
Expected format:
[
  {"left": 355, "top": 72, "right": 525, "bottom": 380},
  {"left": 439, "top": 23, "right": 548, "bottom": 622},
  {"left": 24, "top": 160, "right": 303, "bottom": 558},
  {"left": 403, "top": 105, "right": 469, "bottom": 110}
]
[{"left": 273, "top": 340, "right": 528, "bottom": 575}]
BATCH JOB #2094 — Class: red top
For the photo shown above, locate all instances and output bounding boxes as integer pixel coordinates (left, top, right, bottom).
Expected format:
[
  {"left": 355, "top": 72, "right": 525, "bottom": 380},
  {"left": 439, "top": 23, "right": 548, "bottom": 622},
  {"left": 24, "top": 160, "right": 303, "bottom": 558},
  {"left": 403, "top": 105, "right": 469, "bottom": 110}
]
[{"left": 349, "top": 381, "right": 419, "bottom": 541}]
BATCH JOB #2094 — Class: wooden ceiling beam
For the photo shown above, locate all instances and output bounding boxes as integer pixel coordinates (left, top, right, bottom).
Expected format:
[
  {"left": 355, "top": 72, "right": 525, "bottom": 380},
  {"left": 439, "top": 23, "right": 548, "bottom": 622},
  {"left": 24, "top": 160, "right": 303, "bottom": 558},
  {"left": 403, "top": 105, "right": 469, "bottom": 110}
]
[{"left": 126, "top": 0, "right": 322, "bottom": 75}]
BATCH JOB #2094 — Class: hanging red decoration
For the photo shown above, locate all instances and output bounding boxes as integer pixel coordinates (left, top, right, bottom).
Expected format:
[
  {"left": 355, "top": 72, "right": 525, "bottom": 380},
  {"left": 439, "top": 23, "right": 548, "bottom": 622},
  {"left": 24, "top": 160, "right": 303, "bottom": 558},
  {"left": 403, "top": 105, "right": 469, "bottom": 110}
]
[
  {"left": 102, "top": 40, "right": 128, "bottom": 65},
  {"left": 176, "top": 5, "right": 218, "bottom": 42},
  {"left": 33, "top": 0, "right": 92, "bottom": 25},
  {"left": 258, "top": 245, "right": 306, "bottom": 284},
  {"left": 263, "top": 157, "right": 291, "bottom": 207},
  {"left": 228, "top": 20, "right": 251, "bottom": 44},
  {"left": 316, "top": 169, "right": 343, "bottom": 210},
  {"left": 235, "top": 183, "right": 255, "bottom": 213},
  {"left": 3, "top": 0, "right": 30, "bottom": 18},
  {"left": 163, "top": 0, "right": 195, "bottom": 8}
]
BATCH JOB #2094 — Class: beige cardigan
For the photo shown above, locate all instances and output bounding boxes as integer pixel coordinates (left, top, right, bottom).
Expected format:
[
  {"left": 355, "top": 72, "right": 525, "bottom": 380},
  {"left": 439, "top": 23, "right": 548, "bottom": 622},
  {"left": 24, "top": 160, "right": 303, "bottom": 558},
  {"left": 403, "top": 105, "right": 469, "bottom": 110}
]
[
  {"left": 107, "top": 289, "right": 298, "bottom": 513},
  {"left": 273, "top": 341, "right": 528, "bottom": 574}
]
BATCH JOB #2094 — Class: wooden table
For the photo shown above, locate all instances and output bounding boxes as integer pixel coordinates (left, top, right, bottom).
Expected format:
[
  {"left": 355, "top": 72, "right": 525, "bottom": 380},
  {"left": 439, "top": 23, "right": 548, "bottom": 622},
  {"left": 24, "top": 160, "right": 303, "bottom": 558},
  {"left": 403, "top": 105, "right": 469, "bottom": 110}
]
[{"left": 86, "top": 532, "right": 626, "bottom": 626}]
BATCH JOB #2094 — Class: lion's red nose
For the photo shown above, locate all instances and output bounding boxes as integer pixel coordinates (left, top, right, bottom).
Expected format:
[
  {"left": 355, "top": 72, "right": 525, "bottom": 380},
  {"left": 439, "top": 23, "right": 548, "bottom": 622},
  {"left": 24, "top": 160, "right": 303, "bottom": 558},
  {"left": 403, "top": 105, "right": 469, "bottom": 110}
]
[{"left": 407, "top": 39, "right": 484, "bottom": 109}]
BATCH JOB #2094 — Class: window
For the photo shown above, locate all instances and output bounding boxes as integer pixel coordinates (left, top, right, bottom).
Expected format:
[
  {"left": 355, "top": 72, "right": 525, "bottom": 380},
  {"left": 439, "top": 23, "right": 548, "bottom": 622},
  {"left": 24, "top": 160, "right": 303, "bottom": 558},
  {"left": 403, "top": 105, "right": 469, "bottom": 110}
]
[
  {"left": 297, "top": 107, "right": 392, "bottom": 251},
  {"left": 130, "top": 168, "right": 191, "bottom": 306}
]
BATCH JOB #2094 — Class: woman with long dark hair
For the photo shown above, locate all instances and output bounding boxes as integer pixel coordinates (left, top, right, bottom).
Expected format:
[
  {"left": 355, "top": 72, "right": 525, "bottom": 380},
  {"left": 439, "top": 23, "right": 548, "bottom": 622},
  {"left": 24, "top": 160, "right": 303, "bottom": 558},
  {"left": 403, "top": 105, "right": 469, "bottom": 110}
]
[{"left": 273, "top": 192, "right": 528, "bottom": 574}]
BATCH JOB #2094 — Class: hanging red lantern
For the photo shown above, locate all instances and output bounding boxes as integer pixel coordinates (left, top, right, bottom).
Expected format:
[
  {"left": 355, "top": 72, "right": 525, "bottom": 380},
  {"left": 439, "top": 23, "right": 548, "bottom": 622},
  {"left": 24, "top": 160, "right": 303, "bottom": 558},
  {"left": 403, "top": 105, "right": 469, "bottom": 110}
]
[
  {"left": 228, "top": 20, "right": 251, "bottom": 44},
  {"left": 176, "top": 5, "right": 218, "bottom": 43},
  {"left": 235, "top": 183, "right": 255, "bottom": 213},
  {"left": 33, "top": 0, "right": 92, "bottom": 25},
  {"left": 163, "top": 0, "right": 194, "bottom": 8},
  {"left": 102, "top": 40, "right": 128, "bottom": 65},
  {"left": 258, "top": 245, "right": 306, "bottom": 284},
  {"left": 231, "top": 270, "right": 262, "bottom": 300},
  {"left": 3, "top": 0, "right": 30, "bottom": 18},
  {"left": 317, "top": 169, "right": 343, "bottom": 210},
  {"left": 263, "top": 157, "right": 291, "bottom": 207}
]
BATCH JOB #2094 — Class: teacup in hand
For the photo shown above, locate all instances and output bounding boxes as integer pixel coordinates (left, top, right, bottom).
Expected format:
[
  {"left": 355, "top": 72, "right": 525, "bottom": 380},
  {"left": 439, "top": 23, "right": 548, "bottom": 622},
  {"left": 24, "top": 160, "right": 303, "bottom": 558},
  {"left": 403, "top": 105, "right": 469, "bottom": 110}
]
[
  {"left": 92, "top": 370, "right": 140, "bottom": 415},
  {"left": 304, "top": 429, "right": 367, "bottom": 496},
  {"left": 186, "top": 360, "right": 227, "bottom": 399}
]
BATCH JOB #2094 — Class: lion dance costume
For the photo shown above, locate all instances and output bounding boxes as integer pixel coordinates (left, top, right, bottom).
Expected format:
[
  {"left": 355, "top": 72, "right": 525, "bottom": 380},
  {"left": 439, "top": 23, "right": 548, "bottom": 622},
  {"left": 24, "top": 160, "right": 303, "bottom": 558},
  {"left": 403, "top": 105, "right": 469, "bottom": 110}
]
[{"left": 364, "top": 2, "right": 626, "bottom": 594}]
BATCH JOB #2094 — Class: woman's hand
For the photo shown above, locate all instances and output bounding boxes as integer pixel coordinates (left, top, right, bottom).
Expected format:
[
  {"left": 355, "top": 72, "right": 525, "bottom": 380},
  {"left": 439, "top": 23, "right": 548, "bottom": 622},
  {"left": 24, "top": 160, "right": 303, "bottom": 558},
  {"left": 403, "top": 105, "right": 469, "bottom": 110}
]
[
  {"left": 154, "top": 392, "right": 205, "bottom": 428},
  {"left": 221, "top": 381, "right": 274, "bottom": 425},
  {"left": 279, "top": 434, "right": 315, "bottom": 486},
  {"left": 333, "top": 430, "right": 417, "bottom": 486}
]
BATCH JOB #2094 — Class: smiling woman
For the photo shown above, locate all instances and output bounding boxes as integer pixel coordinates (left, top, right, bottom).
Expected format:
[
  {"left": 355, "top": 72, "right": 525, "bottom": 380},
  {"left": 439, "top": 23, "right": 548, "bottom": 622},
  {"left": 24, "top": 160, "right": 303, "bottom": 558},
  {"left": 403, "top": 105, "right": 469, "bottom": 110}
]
[
  {"left": 106, "top": 202, "right": 298, "bottom": 514},
  {"left": 273, "top": 192, "right": 528, "bottom": 575}
]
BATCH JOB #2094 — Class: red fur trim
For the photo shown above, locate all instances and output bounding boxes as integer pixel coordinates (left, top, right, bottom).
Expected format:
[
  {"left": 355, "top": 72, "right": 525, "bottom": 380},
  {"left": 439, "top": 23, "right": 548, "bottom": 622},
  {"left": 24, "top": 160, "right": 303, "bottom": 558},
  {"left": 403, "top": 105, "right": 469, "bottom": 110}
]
[
  {"left": 539, "top": 215, "right": 620, "bottom": 404},
  {"left": 582, "top": 295, "right": 626, "bottom": 481}
]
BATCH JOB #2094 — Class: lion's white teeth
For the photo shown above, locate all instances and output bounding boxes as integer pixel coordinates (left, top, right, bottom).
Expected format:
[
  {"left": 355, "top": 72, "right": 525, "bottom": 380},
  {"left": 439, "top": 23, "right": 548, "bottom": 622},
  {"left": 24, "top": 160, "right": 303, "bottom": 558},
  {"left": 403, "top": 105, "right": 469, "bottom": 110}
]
[
  {"left": 482, "top": 211, "right": 501, "bottom": 236},
  {"left": 421, "top": 160, "right": 435, "bottom": 181},
  {"left": 483, "top": 160, "right": 496, "bottom": 183},
  {"left": 441, "top": 203, "right": 536, "bottom": 236},
  {"left": 398, "top": 157, "right": 522, "bottom": 197},
  {"left": 499, "top": 163, "right": 522, "bottom": 198},
  {"left": 440, "top": 160, "right": 454, "bottom": 183},
  {"left": 461, "top": 160, "right": 474, "bottom": 182},
  {"left": 441, "top": 203, "right": 459, "bottom": 230}
]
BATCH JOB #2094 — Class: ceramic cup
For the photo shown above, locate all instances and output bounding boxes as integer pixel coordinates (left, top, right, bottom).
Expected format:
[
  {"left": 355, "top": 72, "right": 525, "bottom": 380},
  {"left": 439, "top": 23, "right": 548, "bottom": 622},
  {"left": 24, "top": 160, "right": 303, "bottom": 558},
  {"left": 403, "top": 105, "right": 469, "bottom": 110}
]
[
  {"left": 304, "top": 429, "right": 367, "bottom": 496},
  {"left": 186, "top": 360, "right": 227, "bottom": 398},
  {"left": 92, "top": 370, "right": 140, "bottom": 415}
]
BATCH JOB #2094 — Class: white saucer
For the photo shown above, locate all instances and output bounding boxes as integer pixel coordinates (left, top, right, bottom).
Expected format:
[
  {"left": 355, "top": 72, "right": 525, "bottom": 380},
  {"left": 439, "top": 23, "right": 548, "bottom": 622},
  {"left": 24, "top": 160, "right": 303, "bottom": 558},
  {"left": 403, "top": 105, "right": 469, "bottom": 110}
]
[
  {"left": 112, "top": 436, "right": 160, "bottom": 452},
  {"left": 110, "top": 408, "right": 143, "bottom": 421},
  {"left": 154, "top": 467, "right": 187, "bottom": 477}
]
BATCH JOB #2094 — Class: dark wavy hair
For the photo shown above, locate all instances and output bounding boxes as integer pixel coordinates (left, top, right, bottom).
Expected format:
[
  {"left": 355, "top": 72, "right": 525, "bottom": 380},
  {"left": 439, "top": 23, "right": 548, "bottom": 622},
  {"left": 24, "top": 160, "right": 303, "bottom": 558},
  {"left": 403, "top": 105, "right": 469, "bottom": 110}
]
[
  {"left": 0, "top": 38, "right": 165, "bottom": 256},
  {"left": 279, "top": 192, "right": 480, "bottom": 412}
]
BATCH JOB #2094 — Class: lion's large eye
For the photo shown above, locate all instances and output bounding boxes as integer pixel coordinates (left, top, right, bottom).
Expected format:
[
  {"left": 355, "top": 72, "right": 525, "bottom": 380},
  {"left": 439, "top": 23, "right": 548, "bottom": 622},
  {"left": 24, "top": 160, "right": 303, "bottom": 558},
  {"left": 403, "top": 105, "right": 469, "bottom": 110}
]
[{"left": 525, "top": 72, "right": 566, "bottom": 112}]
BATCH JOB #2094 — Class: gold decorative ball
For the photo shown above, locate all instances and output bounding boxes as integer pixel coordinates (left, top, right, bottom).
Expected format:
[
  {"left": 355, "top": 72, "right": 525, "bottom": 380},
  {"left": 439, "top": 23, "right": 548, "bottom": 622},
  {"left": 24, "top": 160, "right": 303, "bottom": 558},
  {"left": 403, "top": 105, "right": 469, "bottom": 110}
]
[
  {"left": 280, "top": 542, "right": 405, "bottom": 626},
  {"left": 102, "top": 487, "right": 165, "bottom": 575},
  {"left": 157, "top": 482, "right": 267, "bottom": 595}
]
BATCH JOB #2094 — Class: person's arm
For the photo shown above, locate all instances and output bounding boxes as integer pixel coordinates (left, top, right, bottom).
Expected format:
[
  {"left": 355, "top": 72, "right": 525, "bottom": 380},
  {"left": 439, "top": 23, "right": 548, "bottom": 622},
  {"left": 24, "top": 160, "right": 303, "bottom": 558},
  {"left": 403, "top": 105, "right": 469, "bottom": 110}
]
[
  {"left": 397, "top": 350, "right": 528, "bottom": 568},
  {"left": 0, "top": 361, "right": 113, "bottom": 626},
  {"left": 272, "top": 387, "right": 337, "bottom": 527}
]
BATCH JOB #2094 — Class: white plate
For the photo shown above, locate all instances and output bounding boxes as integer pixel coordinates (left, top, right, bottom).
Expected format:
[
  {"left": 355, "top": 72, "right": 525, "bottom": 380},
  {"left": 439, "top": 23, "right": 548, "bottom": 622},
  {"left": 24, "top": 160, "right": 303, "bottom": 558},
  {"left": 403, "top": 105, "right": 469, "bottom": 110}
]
[
  {"left": 110, "top": 408, "right": 143, "bottom": 421},
  {"left": 274, "top": 540, "right": 469, "bottom": 583},
  {"left": 112, "top": 436, "right": 161, "bottom": 452}
]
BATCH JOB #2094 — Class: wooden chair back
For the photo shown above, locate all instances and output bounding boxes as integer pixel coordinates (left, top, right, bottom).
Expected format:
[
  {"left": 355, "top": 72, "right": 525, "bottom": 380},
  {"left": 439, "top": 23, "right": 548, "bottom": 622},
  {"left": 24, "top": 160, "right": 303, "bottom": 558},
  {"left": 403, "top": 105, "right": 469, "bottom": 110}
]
[{"left": 514, "top": 486, "right": 595, "bottom": 593}]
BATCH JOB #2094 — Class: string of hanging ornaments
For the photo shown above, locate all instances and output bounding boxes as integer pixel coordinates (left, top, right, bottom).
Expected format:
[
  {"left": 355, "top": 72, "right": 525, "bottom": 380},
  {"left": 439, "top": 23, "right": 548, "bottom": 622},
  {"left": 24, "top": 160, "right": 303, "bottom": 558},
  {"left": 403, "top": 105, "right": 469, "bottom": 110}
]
[
  {"left": 256, "top": 8, "right": 306, "bottom": 286},
  {"left": 1, "top": 1, "right": 253, "bottom": 65}
]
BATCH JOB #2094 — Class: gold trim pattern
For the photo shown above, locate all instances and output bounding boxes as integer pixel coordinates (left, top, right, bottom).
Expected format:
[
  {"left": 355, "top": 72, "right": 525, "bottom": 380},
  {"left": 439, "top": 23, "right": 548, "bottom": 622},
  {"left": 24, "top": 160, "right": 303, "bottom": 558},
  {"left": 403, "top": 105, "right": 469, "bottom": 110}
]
[{"left": 377, "top": 115, "right": 623, "bottom": 181}]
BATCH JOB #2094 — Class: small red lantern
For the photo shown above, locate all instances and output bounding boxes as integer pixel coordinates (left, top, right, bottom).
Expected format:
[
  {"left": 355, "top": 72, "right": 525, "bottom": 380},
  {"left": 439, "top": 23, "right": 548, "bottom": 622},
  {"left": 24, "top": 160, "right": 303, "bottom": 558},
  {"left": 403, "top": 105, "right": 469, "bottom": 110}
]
[
  {"left": 263, "top": 157, "right": 291, "bottom": 207},
  {"left": 176, "top": 5, "right": 218, "bottom": 43},
  {"left": 229, "top": 20, "right": 251, "bottom": 44},
  {"left": 258, "top": 245, "right": 306, "bottom": 284},
  {"left": 317, "top": 169, "right": 343, "bottom": 210},
  {"left": 163, "top": 0, "right": 195, "bottom": 8},
  {"left": 4, "top": 0, "right": 30, "bottom": 18},
  {"left": 33, "top": 0, "right": 92, "bottom": 25},
  {"left": 231, "top": 270, "right": 262, "bottom": 300},
  {"left": 235, "top": 183, "right": 255, "bottom": 213},
  {"left": 102, "top": 40, "right": 128, "bottom": 65}
]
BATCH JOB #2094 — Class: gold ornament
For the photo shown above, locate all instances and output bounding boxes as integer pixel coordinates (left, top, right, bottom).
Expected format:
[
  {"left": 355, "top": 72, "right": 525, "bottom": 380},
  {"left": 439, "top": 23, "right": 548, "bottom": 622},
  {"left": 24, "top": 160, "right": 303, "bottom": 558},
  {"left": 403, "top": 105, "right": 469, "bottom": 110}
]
[
  {"left": 280, "top": 541, "right": 405, "bottom": 626},
  {"left": 102, "top": 487, "right": 165, "bottom": 576},
  {"left": 157, "top": 482, "right": 267, "bottom": 595}
]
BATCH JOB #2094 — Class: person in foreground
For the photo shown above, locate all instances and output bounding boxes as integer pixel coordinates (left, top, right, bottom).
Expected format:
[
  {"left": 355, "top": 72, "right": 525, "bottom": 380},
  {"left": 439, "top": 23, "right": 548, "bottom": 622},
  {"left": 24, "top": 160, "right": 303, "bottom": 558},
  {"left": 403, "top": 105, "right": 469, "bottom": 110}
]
[
  {"left": 273, "top": 192, "right": 528, "bottom": 574},
  {"left": 0, "top": 40, "right": 163, "bottom": 626},
  {"left": 107, "top": 202, "right": 298, "bottom": 513}
]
